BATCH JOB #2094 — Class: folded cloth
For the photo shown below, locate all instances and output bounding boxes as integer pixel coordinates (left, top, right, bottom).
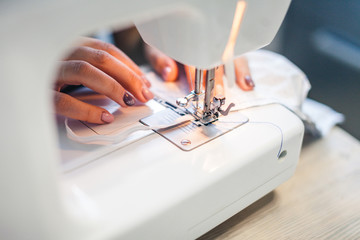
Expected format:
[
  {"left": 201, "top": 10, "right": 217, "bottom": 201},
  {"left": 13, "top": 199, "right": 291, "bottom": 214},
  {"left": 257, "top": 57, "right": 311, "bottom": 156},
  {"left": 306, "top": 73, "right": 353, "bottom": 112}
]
[
  {"left": 302, "top": 98, "right": 345, "bottom": 137},
  {"left": 228, "top": 50, "right": 310, "bottom": 113},
  {"left": 232, "top": 50, "right": 344, "bottom": 137}
]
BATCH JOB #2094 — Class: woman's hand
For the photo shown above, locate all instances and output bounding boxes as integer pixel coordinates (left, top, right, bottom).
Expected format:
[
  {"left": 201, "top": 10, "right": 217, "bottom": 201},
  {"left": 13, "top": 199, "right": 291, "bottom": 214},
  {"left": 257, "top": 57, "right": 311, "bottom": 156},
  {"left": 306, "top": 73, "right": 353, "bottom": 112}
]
[
  {"left": 54, "top": 37, "right": 153, "bottom": 124},
  {"left": 144, "top": 43, "right": 255, "bottom": 95}
]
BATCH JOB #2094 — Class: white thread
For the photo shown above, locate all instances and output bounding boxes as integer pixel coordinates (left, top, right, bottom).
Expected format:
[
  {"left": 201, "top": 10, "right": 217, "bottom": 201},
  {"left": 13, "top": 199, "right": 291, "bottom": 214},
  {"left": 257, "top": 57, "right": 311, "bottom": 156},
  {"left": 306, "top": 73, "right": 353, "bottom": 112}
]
[
  {"left": 218, "top": 120, "right": 284, "bottom": 158},
  {"left": 248, "top": 121, "right": 284, "bottom": 158}
]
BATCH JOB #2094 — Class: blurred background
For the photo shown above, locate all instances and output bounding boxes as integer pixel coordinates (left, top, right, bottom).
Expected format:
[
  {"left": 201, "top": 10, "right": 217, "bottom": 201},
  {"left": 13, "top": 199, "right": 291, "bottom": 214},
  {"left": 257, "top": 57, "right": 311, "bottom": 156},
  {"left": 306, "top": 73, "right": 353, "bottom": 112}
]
[{"left": 264, "top": 0, "right": 360, "bottom": 139}]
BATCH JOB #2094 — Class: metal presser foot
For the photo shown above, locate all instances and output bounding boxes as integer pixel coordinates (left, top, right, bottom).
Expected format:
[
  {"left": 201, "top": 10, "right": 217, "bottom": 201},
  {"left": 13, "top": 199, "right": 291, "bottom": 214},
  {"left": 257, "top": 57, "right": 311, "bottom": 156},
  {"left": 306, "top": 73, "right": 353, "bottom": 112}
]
[
  {"left": 176, "top": 67, "right": 237, "bottom": 124},
  {"left": 141, "top": 67, "right": 249, "bottom": 151}
]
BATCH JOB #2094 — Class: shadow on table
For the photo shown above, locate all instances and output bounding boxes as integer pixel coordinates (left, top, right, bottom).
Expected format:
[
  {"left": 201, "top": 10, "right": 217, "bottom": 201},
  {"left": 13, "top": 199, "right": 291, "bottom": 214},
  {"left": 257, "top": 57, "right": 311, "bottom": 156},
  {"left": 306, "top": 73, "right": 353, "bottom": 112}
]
[
  {"left": 302, "top": 133, "right": 321, "bottom": 148},
  {"left": 197, "top": 191, "right": 276, "bottom": 240}
]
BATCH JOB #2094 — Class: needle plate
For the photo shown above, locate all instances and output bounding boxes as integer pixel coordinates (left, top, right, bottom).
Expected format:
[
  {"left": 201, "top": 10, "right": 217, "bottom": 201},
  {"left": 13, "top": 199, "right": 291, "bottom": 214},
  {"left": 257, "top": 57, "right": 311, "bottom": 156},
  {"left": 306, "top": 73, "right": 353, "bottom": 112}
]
[{"left": 140, "top": 108, "right": 248, "bottom": 151}]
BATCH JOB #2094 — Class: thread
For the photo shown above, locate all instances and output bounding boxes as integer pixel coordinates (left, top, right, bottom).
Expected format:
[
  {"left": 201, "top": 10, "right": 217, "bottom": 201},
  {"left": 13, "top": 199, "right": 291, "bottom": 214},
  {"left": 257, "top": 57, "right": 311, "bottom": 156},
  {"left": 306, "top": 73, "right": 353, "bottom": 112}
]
[{"left": 218, "top": 120, "right": 284, "bottom": 159}]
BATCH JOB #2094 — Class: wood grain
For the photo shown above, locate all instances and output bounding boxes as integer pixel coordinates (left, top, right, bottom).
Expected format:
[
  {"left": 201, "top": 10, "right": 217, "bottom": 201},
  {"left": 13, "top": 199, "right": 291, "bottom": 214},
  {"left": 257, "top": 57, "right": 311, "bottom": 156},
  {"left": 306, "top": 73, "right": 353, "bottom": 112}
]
[{"left": 198, "top": 127, "right": 360, "bottom": 240}]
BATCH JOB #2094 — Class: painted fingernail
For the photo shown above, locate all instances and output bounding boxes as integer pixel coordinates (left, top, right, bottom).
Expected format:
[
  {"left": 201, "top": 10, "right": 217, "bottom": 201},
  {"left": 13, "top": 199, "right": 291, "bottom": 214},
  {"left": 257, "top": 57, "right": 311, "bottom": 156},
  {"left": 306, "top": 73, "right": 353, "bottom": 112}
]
[
  {"left": 101, "top": 112, "right": 114, "bottom": 123},
  {"left": 245, "top": 75, "right": 255, "bottom": 88},
  {"left": 123, "top": 92, "right": 135, "bottom": 106},
  {"left": 142, "top": 75, "right": 151, "bottom": 88},
  {"left": 142, "top": 87, "right": 154, "bottom": 101},
  {"left": 162, "top": 66, "right": 172, "bottom": 81}
]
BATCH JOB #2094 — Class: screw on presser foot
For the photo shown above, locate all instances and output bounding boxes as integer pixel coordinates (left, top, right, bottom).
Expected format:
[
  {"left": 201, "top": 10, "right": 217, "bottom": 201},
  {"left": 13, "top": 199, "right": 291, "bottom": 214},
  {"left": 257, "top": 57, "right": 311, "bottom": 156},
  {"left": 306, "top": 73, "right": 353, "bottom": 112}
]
[
  {"left": 176, "top": 97, "right": 189, "bottom": 107},
  {"left": 176, "top": 92, "right": 197, "bottom": 107}
]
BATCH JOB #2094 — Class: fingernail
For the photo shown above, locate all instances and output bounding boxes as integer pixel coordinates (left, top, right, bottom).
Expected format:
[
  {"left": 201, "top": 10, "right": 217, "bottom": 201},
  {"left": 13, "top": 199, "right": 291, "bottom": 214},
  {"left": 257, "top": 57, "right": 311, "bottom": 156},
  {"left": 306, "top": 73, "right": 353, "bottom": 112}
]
[
  {"left": 162, "top": 66, "right": 172, "bottom": 81},
  {"left": 142, "top": 87, "right": 154, "bottom": 101},
  {"left": 101, "top": 112, "right": 114, "bottom": 123},
  {"left": 245, "top": 75, "right": 255, "bottom": 88},
  {"left": 123, "top": 92, "right": 135, "bottom": 106},
  {"left": 142, "top": 75, "right": 151, "bottom": 88}
]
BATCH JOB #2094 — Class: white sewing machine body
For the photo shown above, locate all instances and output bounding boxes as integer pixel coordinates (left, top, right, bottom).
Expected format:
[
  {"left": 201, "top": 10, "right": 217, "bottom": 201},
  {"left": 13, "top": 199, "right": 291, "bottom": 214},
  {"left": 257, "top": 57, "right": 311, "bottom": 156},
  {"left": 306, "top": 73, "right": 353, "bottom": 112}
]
[
  {"left": 0, "top": 0, "right": 303, "bottom": 239},
  {"left": 59, "top": 103, "right": 303, "bottom": 240}
]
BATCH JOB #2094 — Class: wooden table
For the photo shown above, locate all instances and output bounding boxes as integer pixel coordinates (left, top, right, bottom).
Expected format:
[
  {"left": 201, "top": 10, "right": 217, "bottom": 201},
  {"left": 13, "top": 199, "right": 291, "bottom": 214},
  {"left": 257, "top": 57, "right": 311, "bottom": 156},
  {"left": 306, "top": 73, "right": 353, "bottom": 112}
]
[{"left": 199, "top": 127, "right": 360, "bottom": 240}]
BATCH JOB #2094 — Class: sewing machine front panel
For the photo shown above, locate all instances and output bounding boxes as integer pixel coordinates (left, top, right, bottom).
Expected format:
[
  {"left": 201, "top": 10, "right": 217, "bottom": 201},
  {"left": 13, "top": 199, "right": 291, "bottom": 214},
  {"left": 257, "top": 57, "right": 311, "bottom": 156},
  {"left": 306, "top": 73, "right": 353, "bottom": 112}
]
[{"left": 60, "top": 104, "right": 303, "bottom": 239}]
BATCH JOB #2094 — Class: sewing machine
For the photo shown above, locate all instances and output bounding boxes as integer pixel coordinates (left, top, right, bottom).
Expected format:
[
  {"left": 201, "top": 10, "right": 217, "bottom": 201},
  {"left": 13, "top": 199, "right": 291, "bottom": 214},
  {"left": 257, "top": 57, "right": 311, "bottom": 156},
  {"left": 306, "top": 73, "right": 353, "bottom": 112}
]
[{"left": 0, "top": 0, "right": 304, "bottom": 239}]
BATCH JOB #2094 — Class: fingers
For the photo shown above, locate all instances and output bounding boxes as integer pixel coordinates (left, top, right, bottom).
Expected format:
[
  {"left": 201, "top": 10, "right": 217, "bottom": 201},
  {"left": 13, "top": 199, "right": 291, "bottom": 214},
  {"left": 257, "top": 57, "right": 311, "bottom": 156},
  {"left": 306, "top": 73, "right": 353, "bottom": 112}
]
[
  {"left": 79, "top": 37, "right": 151, "bottom": 88},
  {"left": 66, "top": 46, "right": 153, "bottom": 103},
  {"left": 54, "top": 91, "right": 114, "bottom": 124},
  {"left": 57, "top": 60, "right": 136, "bottom": 107},
  {"left": 144, "top": 44, "right": 178, "bottom": 82},
  {"left": 184, "top": 65, "right": 196, "bottom": 90},
  {"left": 234, "top": 56, "right": 255, "bottom": 91},
  {"left": 214, "top": 66, "right": 225, "bottom": 96}
]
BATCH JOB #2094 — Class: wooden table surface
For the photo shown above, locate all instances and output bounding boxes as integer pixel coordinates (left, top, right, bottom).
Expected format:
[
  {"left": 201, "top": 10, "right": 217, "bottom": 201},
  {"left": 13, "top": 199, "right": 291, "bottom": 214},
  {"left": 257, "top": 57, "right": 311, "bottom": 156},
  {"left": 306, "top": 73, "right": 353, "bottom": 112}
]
[{"left": 199, "top": 127, "right": 360, "bottom": 240}]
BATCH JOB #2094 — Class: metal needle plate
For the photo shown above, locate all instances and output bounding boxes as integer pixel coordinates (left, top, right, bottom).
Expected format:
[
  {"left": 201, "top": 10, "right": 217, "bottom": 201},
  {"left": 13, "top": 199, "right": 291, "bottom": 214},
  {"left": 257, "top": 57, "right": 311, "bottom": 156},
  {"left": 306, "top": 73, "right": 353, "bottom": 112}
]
[{"left": 140, "top": 108, "right": 249, "bottom": 151}]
